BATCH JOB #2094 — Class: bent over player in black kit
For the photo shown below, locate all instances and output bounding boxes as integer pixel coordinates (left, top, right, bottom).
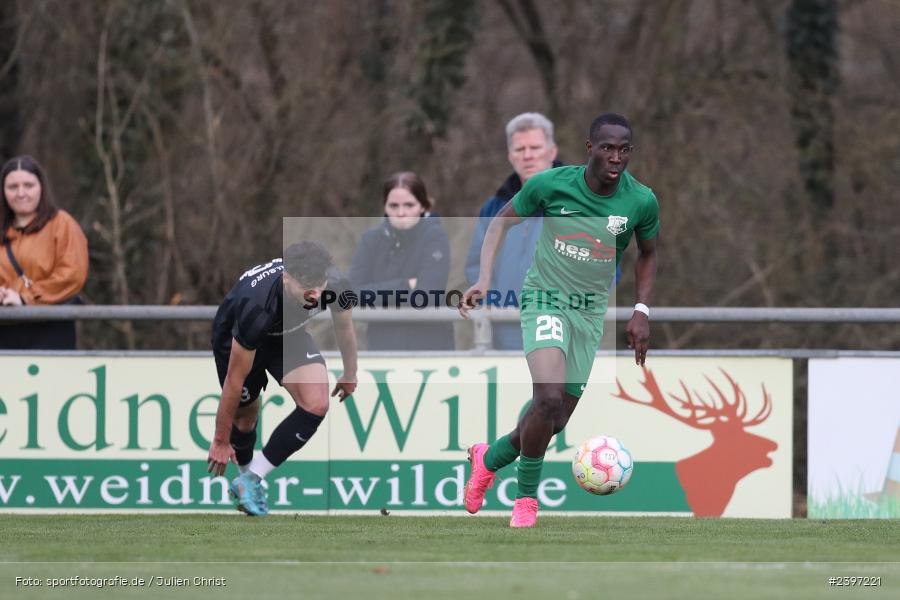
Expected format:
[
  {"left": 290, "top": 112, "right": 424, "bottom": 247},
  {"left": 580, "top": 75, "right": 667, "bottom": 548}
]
[{"left": 208, "top": 241, "right": 358, "bottom": 515}]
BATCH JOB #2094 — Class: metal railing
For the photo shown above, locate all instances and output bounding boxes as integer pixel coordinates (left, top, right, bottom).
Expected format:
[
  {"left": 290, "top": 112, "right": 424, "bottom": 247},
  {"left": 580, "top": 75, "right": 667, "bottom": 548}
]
[
  {"left": 4, "top": 305, "right": 900, "bottom": 321},
  {"left": 2, "top": 305, "right": 899, "bottom": 351}
]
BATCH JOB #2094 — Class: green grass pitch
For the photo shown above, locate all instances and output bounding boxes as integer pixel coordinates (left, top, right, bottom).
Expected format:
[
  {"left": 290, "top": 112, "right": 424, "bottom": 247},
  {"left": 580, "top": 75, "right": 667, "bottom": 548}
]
[{"left": 1, "top": 515, "right": 898, "bottom": 599}]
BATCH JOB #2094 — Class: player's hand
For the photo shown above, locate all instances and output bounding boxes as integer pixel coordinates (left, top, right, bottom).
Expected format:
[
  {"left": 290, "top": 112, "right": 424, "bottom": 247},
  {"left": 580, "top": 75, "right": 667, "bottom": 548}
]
[
  {"left": 331, "top": 374, "right": 357, "bottom": 402},
  {"left": 207, "top": 440, "right": 236, "bottom": 477},
  {"left": 626, "top": 312, "right": 650, "bottom": 366},
  {"left": 458, "top": 281, "right": 488, "bottom": 319}
]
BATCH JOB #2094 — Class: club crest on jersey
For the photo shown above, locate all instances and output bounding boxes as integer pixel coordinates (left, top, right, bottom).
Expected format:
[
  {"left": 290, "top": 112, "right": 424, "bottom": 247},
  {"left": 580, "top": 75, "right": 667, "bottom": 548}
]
[{"left": 607, "top": 216, "right": 628, "bottom": 235}]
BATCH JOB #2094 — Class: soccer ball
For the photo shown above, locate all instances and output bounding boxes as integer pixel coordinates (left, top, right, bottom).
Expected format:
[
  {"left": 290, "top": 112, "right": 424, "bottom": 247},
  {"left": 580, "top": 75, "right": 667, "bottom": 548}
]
[{"left": 572, "top": 435, "right": 633, "bottom": 495}]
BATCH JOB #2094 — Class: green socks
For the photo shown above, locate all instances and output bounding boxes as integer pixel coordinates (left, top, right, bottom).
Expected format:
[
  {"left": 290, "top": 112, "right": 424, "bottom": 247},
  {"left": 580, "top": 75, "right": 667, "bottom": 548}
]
[
  {"left": 482, "top": 435, "right": 545, "bottom": 499},
  {"left": 516, "top": 454, "right": 544, "bottom": 499},
  {"left": 483, "top": 434, "right": 519, "bottom": 472}
]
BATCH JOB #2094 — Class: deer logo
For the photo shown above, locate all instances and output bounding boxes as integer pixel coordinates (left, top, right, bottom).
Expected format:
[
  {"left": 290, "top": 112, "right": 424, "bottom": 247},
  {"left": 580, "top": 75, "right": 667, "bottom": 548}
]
[{"left": 614, "top": 367, "right": 777, "bottom": 517}]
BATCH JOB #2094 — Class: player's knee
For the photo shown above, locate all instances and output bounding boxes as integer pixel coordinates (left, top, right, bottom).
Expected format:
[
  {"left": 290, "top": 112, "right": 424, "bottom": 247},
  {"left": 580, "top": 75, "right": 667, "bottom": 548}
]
[
  {"left": 532, "top": 388, "right": 565, "bottom": 421},
  {"left": 305, "top": 396, "right": 329, "bottom": 417},
  {"left": 233, "top": 414, "right": 258, "bottom": 432},
  {"left": 284, "top": 383, "right": 330, "bottom": 417}
]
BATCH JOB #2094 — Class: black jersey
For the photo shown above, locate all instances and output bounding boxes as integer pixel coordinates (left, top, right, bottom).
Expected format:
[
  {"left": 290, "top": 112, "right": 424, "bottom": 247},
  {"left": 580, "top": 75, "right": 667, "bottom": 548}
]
[{"left": 211, "top": 258, "right": 351, "bottom": 357}]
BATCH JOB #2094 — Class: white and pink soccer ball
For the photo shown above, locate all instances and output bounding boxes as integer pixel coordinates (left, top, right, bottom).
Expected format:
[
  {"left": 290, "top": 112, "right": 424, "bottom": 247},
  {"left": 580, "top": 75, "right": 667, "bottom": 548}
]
[{"left": 572, "top": 435, "right": 634, "bottom": 495}]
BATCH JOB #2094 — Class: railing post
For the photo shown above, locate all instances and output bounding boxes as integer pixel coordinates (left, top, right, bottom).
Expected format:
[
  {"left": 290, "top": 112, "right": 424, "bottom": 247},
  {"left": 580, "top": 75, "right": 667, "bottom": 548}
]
[{"left": 472, "top": 311, "right": 492, "bottom": 352}]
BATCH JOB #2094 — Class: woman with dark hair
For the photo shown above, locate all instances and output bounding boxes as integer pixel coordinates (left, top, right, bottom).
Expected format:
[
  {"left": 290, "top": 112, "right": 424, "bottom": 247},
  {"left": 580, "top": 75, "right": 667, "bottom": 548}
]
[
  {"left": 0, "top": 155, "right": 88, "bottom": 349},
  {"left": 349, "top": 171, "right": 454, "bottom": 350}
]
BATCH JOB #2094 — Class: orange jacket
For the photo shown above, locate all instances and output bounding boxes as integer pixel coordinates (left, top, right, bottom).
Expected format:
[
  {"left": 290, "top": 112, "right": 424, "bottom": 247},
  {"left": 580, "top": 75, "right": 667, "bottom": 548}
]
[{"left": 0, "top": 210, "right": 89, "bottom": 305}]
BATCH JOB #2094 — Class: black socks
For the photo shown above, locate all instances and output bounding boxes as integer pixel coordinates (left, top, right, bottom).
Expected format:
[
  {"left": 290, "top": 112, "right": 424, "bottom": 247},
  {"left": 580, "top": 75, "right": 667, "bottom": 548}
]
[
  {"left": 261, "top": 406, "right": 325, "bottom": 467},
  {"left": 229, "top": 425, "right": 257, "bottom": 466}
]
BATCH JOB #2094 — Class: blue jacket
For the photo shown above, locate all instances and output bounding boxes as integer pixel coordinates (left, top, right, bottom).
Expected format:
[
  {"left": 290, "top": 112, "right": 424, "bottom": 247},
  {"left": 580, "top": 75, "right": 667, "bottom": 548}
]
[
  {"left": 464, "top": 171, "right": 542, "bottom": 350},
  {"left": 465, "top": 172, "right": 542, "bottom": 295}
]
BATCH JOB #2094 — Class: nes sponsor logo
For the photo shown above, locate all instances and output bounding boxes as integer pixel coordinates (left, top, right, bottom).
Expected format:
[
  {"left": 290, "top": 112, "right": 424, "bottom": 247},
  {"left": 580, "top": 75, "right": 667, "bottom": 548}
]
[{"left": 553, "top": 233, "right": 615, "bottom": 263}]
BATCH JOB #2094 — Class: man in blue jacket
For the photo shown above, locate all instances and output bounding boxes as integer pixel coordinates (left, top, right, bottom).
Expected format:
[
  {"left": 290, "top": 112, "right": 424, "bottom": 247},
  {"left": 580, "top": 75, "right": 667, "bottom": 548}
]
[{"left": 465, "top": 113, "right": 559, "bottom": 350}]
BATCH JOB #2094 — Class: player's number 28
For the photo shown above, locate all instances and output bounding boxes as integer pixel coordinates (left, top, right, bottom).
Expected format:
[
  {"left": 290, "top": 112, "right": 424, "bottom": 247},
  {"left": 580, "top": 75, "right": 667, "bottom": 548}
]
[{"left": 535, "top": 315, "right": 564, "bottom": 342}]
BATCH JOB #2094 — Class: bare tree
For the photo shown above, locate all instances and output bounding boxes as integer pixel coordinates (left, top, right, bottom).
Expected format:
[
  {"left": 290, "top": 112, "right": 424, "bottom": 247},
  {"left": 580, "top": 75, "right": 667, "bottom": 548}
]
[
  {"left": 785, "top": 0, "right": 841, "bottom": 293},
  {"left": 497, "top": 0, "right": 558, "bottom": 117},
  {"left": 4, "top": 0, "right": 897, "bottom": 350}
]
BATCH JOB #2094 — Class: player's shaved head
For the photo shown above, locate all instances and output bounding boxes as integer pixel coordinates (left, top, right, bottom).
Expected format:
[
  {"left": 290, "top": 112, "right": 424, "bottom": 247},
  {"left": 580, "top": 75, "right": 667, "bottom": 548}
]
[{"left": 589, "top": 113, "right": 632, "bottom": 141}]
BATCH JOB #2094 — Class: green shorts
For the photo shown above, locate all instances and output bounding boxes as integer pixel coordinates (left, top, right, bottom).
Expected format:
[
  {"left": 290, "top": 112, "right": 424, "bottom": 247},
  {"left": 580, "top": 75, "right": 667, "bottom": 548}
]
[{"left": 520, "top": 300, "right": 605, "bottom": 399}]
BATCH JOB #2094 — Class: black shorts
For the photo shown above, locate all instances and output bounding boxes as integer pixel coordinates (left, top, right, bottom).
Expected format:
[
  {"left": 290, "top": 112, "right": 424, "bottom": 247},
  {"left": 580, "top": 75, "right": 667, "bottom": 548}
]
[{"left": 214, "top": 329, "right": 326, "bottom": 405}]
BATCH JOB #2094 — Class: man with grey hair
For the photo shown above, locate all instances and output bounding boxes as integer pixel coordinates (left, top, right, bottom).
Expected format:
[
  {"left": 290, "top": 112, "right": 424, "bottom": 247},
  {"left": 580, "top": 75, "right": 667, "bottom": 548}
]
[{"left": 465, "top": 112, "right": 560, "bottom": 349}]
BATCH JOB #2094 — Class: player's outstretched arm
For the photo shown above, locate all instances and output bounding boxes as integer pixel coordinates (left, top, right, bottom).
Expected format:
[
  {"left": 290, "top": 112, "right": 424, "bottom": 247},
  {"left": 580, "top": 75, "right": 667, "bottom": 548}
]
[
  {"left": 459, "top": 201, "right": 523, "bottom": 318},
  {"left": 330, "top": 308, "right": 358, "bottom": 402},
  {"left": 207, "top": 340, "right": 255, "bottom": 476},
  {"left": 626, "top": 235, "right": 658, "bottom": 366}
]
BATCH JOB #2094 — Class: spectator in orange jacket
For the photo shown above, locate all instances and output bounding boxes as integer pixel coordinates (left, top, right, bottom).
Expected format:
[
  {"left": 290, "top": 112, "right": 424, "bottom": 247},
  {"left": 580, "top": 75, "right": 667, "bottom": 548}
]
[{"left": 0, "top": 155, "right": 88, "bottom": 349}]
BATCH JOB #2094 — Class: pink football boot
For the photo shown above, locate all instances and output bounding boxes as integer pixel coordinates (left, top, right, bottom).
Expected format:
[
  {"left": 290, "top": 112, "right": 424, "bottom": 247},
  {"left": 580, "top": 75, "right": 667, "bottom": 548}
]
[
  {"left": 463, "top": 443, "right": 495, "bottom": 514},
  {"left": 509, "top": 497, "right": 539, "bottom": 528}
]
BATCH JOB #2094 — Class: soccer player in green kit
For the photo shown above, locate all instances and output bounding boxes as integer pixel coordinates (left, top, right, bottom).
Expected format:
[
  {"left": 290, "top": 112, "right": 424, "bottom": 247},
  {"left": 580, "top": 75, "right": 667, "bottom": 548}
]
[{"left": 459, "top": 113, "right": 660, "bottom": 527}]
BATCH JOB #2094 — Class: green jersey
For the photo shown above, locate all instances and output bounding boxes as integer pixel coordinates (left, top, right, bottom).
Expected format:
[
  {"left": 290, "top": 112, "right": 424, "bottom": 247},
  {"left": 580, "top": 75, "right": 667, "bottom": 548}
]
[{"left": 511, "top": 166, "right": 660, "bottom": 315}]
